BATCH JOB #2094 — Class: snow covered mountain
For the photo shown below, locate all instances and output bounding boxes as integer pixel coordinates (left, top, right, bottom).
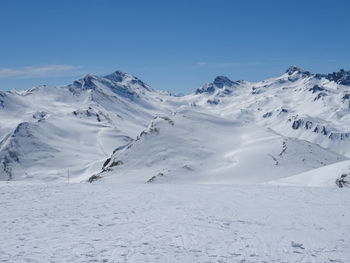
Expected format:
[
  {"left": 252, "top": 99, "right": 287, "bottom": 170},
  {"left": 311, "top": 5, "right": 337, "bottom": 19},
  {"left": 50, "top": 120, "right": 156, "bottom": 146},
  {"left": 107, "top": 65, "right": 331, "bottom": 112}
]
[
  {"left": 0, "top": 67, "right": 349, "bottom": 185},
  {"left": 188, "top": 66, "right": 350, "bottom": 157},
  {"left": 0, "top": 71, "right": 174, "bottom": 181}
]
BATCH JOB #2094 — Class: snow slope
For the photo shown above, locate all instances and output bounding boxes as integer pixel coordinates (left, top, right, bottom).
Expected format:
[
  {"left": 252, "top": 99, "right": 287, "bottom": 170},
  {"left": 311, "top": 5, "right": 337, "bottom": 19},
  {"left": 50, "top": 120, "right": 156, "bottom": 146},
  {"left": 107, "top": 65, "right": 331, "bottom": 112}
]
[
  {"left": 270, "top": 160, "right": 350, "bottom": 187},
  {"left": 0, "top": 182, "right": 349, "bottom": 262},
  {"left": 99, "top": 109, "right": 346, "bottom": 184}
]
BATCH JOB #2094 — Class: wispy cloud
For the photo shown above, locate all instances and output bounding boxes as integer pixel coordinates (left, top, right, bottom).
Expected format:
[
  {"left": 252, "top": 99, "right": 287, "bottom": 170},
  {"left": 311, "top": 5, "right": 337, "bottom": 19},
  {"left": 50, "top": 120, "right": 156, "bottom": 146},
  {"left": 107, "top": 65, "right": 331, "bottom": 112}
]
[
  {"left": 189, "top": 61, "right": 261, "bottom": 70},
  {"left": 0, "top": 65, "right": 83, "bottom": 78}
]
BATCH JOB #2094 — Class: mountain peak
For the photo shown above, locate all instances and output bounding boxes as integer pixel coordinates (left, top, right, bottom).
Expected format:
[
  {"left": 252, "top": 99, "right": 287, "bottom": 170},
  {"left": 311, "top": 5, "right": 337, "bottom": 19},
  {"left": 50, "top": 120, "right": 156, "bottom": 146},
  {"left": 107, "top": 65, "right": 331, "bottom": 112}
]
[
  {"left": 103, "top": 70, "right": 129, "bottom": 82},
  {"left": 213, "top": 76, "right": 235, "bottom": 88},
  {"left": 83, "top": 74, "right": 98, "bottom": 81},
  {"left": 285, "top": 66, "right": 309, "bottom": 75},
  {"left": 325, "top": 69, "right": 350, "bottom": 86},
  {"left": 195, "top": 76, "right": 237, "bottom": 94},
  {"left": 72, "top": 74, "right": 98, "bottom": 90},
  {"left": 103, "top": 70, "right": 151, "bottom": 91}
]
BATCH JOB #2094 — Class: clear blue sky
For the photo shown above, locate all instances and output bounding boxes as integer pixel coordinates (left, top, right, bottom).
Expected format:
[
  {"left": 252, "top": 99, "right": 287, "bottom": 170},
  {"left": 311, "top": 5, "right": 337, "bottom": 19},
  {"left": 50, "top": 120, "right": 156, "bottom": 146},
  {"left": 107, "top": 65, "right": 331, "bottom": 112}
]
[{"left": 0, "top": 0, "right": 349, "bottom": 93}]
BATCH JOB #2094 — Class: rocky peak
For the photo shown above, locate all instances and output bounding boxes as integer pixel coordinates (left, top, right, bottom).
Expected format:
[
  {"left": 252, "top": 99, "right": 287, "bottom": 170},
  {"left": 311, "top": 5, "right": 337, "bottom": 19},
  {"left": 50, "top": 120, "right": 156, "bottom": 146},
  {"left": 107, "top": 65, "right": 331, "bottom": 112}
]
[
  {"left": 104, "top": 70, "right": 151, "bottom": 91},
  {"left": 196, "top": 76, "right": 236, "bottom": 94},
  {"left": 325, "top": 69, "right": 350, "bottom": 86},
  {"left": 285, "top": 66, "right": 310, "bottom": 76},
  {"left": 213, "top": 76, "right": 236, "bottom": 88},
  {"left": 103, "top": 70, "right": 128, "bottom": 83}
]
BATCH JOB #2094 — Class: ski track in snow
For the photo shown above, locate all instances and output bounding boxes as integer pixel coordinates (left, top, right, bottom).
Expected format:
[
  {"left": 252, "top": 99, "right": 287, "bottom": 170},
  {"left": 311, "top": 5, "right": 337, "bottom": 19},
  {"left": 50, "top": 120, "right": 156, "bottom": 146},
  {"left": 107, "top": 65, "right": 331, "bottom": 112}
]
[{"left": 0, "top": 182, "right": 349, "bottom": 263}]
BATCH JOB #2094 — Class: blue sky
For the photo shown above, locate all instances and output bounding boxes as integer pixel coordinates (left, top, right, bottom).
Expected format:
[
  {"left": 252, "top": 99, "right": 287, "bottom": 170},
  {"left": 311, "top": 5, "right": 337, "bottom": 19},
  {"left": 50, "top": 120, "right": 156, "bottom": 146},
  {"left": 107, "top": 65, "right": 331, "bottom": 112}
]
[{"left": 0, "top": 0, "right": 349, "bottom": 93}]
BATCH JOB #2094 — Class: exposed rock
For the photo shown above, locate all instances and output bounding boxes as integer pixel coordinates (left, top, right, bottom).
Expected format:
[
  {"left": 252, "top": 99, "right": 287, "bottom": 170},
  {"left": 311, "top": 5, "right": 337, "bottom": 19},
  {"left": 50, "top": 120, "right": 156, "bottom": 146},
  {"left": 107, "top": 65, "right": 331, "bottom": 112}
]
[
  {"left": 314, "top": 92, "right": 327, "bottom": 101},
  {"left": 195, "top": 76, "right": 237, "bottom": 94},
  {"left": 32, "top": 111, "right": 48, "bottom": 122},
  {"left": 72, "top": 107, "right": 110, "bottom": 123},
  {"left": 336, "top": 173, "right": 349, "bottom": 188},
  {"left": 342, "top": 93, "right": 350, "bottom": 101},
  {"left": 207, "top": 99, "right": 220, "bottom": 105},
  {"left": 88, "top": 174, "right": 102, "bottom": 183},
  {"left": 326, "top": 69, "right": 350, "bottom": 86},
  {"left": 102, "top": 158, "right": 111, "bottom": 169},
  {"left": 286, "top": 66, "right": 310, "bottom": 77},
  {"left": 213, "top": 76, "right": 236, "bottom": 89},
  {"left": 292, "top": 119, "right": 303, "bottom": 130},
  {"left": 146, "top": 172, "right": 164, "bottom": 183},
  {"left": 308, "top": 85, "right": 325, "bottom": 94},
  {"left": 109, "top": 160, "right": 123, "bottom": 167},
  {"left": 263, "top": 112, "right": 272, "bottom": 118}
]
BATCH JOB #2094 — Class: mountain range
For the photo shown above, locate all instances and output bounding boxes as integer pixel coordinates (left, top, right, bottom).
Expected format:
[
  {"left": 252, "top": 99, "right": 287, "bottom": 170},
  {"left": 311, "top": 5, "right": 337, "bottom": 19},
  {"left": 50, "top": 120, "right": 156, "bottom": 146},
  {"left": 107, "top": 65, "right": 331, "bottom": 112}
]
[{"left": 1, "top": 66, "right": 349, "bottom": 186}]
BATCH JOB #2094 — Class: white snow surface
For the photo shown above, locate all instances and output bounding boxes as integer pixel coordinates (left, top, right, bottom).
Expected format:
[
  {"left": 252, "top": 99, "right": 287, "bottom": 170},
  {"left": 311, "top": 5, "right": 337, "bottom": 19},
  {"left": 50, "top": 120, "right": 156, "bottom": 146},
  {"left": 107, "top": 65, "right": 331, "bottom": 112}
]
[
  {"left": 0, "top": 182, "right": 349, "bottom": 263},
  {"left": 270, "top": 160, "right": 350, "bottom": 187}
]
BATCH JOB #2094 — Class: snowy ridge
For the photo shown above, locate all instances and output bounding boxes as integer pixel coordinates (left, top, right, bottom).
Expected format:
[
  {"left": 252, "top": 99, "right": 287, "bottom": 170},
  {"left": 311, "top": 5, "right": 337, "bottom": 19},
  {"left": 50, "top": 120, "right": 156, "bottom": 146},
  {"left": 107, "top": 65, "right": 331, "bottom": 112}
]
[{"left": 0, "top": 67, "right": 349, "bottom": 186}]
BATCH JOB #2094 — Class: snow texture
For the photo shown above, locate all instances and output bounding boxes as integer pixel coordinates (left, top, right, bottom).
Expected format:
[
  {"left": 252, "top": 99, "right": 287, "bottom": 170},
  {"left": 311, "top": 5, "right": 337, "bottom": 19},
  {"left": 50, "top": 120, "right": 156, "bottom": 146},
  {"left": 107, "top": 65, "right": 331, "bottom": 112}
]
[{"left": 0, "top": 182, "right": 349, "bottom": 263}]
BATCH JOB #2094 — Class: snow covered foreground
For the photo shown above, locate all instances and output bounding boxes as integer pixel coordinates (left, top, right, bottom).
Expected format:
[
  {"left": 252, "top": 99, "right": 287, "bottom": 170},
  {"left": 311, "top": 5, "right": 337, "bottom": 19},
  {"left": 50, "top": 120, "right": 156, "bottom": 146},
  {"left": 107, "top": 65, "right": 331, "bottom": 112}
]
[{"left": 1, "top": 182, "right": 349, "bottom": 263}]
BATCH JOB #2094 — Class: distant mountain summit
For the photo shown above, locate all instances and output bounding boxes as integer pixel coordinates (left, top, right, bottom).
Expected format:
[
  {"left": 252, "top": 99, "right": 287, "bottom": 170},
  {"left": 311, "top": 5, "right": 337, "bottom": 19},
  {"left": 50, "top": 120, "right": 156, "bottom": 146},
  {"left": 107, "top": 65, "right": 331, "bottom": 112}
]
[
  {"left": 323, "top": 69, "right": 350, "bottom": 85},
  {"left": 285, "top": 65, "right": 310, "bottom": 76},
  {"left": 285, "top": 66, "right": 350, "bottom": 86},
  {"left": 104, "top": 70, "right": 152, "bottom": 90},
  {"left": 195, "top": 75, "right": 240, "bottom": 94},
  {"left": 68, "top": 70, "right": 152, "bottom": 98}
]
